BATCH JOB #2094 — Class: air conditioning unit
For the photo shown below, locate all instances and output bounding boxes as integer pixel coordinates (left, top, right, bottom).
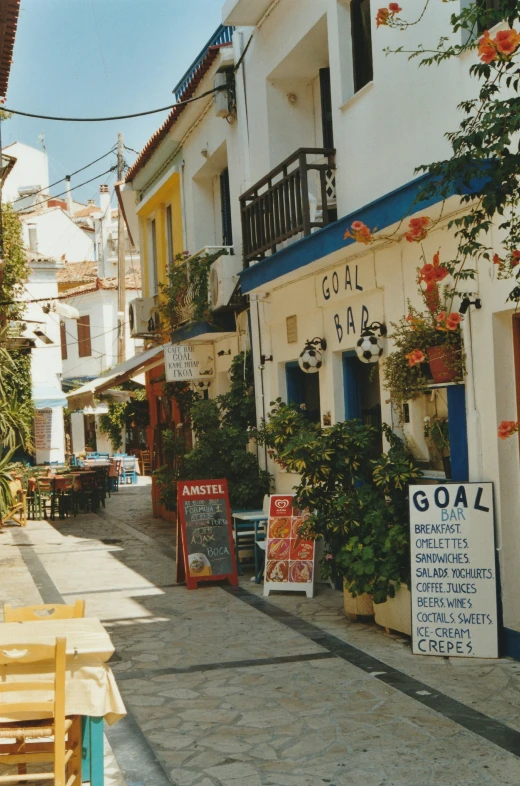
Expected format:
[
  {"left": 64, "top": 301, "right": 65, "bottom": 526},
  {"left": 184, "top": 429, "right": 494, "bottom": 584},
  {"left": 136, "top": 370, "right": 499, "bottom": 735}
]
[
  {"left": 209, "top": 255, "right": 242, "bottom": 311},
  {"left": 129, "top": 295, "right": 160, "bottom": 337}
]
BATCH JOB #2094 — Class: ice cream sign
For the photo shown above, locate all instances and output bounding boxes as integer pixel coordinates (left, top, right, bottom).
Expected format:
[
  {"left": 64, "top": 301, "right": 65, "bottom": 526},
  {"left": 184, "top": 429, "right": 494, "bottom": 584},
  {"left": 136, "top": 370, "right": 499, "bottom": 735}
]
[{"left": 164, "top": 343, "right": 215, "bottom": 382}]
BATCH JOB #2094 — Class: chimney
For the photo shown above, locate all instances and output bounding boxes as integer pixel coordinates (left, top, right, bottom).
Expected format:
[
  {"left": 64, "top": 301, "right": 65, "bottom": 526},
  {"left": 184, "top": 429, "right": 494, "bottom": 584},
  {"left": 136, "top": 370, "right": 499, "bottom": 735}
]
[
  {"left": 65, "top": 176, "right": 73, "bottom": 215},
  {"left": 99, "top": 184, "right": 110, "bottom": 216}
]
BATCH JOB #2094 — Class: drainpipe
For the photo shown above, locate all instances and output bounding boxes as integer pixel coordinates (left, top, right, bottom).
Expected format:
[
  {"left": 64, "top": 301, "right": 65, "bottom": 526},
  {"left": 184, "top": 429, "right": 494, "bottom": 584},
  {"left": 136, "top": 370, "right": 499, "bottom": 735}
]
[{"left": 462, "top": 308, "right": 484, "bottom": 482}]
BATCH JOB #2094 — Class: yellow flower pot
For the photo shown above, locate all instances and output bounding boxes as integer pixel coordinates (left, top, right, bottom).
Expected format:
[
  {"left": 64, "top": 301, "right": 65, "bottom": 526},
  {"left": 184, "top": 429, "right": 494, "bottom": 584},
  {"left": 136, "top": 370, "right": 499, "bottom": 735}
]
[
  {"left": 343, "top": 582, "right": 374, "bottom": 618},
  {"left": 374, "top": 583, "right": 412, "bottom": 636}
]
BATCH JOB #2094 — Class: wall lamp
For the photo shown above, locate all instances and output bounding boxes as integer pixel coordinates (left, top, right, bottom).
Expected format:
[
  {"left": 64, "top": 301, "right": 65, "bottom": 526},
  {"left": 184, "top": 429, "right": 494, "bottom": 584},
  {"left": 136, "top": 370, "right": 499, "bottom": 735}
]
[
  {"left": 217, "top": 349, "right": 232, "bottom": 356},
  {"left": 298, "top": 337, "right": 327, "bottom": 374},
  {"left": 459, "top": 296, "right": 482, "bottom": 315},
  {"left": 355, "top": 321, "right": 387, "bottom": 364},
  {"left": 260, "top": 354, "right": 273, "bottom": 365}
]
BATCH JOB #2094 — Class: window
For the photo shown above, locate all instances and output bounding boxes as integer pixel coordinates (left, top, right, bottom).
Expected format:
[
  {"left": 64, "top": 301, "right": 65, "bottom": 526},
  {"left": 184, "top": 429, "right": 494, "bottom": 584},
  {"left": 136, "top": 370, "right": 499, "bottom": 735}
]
[
  {"left": 166, "top": 204, "right": 174, "bottom": 268},
  {"left": 149, "top": 218, "right": 158, "bottom": 294},
  {"left": 286, "top": 362, "right": 321, "bottom": 423},
  {"left": 351, "top": 0, "right": 373, "bottom": 93},
  {"left": 477, "top": 0, "right": 502, "bottom": 33},
  {"left": 60, "top": 321, "right": 67, "bottom": 360},
  {"left": 77, "top": 316, "right": 92, "bottom": 358},
  {"left": 220, "top": 168, "right": 233, "bottom": 247},
  {"left": 28, "top": 224, "right": 38, "bottom": 252}
]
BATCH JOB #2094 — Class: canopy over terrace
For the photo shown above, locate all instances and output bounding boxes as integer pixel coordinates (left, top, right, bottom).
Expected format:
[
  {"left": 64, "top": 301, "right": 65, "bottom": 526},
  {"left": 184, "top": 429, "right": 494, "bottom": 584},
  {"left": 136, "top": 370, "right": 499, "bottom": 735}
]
[{"left": 66, "top": 345, "right": 164, "bottom": 410}]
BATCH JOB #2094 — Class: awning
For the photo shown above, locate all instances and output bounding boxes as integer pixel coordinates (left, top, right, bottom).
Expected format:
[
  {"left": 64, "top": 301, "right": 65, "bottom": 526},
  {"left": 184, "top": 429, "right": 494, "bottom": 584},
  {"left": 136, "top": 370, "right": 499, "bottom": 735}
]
[
  {"left": 66, "top": 345, "right": 164, "bottom": 410},
  {"left": 33, "top": 383, "right": 68, "bottom": 410}
]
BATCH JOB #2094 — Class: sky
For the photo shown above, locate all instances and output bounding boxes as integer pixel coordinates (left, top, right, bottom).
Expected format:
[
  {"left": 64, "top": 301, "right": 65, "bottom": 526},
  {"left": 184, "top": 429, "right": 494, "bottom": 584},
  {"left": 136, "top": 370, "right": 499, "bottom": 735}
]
[{"left": 3, "top": 0, "right": 224, "bottom": 203}]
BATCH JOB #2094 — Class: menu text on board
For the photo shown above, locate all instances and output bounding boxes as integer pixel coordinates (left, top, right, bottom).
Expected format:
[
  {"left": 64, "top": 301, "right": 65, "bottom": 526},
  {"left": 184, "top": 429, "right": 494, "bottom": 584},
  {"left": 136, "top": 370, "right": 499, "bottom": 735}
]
[{"left": 409, "top": 482, "right": 498, "bottom": 659}]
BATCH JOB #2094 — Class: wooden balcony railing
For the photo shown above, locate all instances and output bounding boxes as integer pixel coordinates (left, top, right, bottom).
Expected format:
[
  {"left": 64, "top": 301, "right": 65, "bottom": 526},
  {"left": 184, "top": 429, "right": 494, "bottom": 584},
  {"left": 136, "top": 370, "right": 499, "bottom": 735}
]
[{"left": 240, "top": 148, "right": 336, "bottom": 267}]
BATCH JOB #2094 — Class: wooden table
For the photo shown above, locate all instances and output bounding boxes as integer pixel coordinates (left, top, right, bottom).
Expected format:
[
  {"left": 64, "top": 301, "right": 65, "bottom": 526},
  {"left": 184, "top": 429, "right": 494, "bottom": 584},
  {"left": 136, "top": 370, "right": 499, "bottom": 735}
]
[{"left": 0, "top": 618, "right": 126, "bottom": 785}]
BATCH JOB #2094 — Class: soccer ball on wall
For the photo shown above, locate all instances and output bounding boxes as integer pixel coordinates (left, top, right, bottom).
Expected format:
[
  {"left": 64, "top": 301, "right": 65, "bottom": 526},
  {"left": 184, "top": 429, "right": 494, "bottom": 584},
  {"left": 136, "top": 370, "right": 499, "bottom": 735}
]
[
  {"left": 298, "top": 338, "right": 327, "bottom": 374},
  {"left": 191, "top": 379, "right": 211, "bottom": 391},
  {"left": 355, "top": 330, "right": 385, "bottom": 364}
]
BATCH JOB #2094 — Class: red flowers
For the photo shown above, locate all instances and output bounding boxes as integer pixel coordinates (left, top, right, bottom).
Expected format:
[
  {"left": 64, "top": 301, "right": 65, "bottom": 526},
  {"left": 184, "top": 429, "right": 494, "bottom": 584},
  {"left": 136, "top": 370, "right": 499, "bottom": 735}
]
[
  {"left": 478, "top": 28, "right": 520, "bottom": 63},
  {"left": 446, "top": 312, "right": 462, "bottom": 330},
  {"left": 405, "top": 216, "right": 431, "bottom": 243},
  {"left": 498, "top": 420, "right": 520, "bottom": 440},
  {"left": 376, "top": 2, "right": 401, "bottom": 26},
  {"left": 344, "top": 220, "right": 373, "bottom": 245},
  {"left": 406, "top": 349, "right": 425, "bottom": 367}
]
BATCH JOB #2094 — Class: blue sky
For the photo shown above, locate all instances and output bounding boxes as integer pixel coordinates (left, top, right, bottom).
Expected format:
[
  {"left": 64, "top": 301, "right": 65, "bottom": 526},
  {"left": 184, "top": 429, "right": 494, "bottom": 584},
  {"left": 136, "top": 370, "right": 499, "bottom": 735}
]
[{"left": 4, "top": 0, "right": 224, "bottom": 202}]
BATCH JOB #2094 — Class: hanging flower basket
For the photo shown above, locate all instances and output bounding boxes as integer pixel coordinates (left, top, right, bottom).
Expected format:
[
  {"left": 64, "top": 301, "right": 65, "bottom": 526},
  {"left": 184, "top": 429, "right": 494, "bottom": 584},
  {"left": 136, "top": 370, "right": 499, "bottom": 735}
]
[{"left": 427, "top": 345, "right": 460, "bottom": 384}]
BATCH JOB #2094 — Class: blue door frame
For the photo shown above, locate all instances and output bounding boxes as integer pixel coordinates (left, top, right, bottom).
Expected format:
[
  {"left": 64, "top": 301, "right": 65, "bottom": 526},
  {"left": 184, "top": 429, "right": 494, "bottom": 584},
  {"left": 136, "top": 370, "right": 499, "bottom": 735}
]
[{"left": 447, "top": 385, "right": 469, "bottom": 481}]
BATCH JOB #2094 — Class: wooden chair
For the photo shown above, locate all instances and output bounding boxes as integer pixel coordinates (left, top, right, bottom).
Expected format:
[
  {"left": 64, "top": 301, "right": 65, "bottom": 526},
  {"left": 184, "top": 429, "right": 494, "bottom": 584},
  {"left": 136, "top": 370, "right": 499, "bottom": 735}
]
[
  {"left": 3, "top": 601, "right": 85, "bottom": 623},
  {"left": 0, "top": 637, "right": 81, "bottom": 786},
  {"left": 0, "top": 484, "right": 27, "bottom": 529},
  {"left": 140, "top": 450, "right": 151, "bottom": 476}
]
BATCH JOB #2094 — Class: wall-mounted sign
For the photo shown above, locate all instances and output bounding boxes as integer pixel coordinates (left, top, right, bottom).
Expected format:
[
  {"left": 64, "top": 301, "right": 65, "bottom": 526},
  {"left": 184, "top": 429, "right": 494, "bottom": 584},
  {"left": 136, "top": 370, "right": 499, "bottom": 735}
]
[
  {"left": 409, "top": 482, "right": 498, "bottom": 659},
  {"left": 263, "top": 495, "right": 315, "bottom": 599},
  {"left": 315, "top": 259, "right": 376, "bottom": 308},
  {"left": 164, "top": 344, "right": 214, "bottom": 382},
  {"left": 176, "top": 479, "right": 238, "bottom": 590}
]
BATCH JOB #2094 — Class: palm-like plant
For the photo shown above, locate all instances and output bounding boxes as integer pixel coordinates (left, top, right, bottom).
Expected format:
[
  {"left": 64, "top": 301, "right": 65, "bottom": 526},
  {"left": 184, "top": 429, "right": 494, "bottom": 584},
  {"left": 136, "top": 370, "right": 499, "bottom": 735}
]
[
  {"left": 0, "top": 326, "right": 33, "bottom": 451},
  {"left": 0, "top": 447, "right": 16, "bottom": 521}
]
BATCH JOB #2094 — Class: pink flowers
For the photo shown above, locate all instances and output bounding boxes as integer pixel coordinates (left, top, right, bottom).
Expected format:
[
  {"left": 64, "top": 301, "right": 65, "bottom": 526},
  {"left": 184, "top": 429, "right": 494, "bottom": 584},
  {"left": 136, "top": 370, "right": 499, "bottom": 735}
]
[
  {"left": 478, "top": 28, "right": 520, "bottom": 63},
  {"left": 405, "top": 216, "right": 431, "bottom": 243},
  {"left": 344, "top": 220, "right": 373, "bottom": 245},
  {"left": 498, "top": 420, "right": 520, "bottom": 440},
  {"left": 435, "top": 311, "right": 463, "bottom": 331},
  {"left": 406, "top": 349, "right": 425, "bottom": 367}
]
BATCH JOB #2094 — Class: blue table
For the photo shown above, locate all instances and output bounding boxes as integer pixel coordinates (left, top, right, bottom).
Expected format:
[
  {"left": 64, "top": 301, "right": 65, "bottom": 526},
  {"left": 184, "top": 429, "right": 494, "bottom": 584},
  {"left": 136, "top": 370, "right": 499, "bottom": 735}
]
[{"left": 232, "top": 511, "right": 268, "bottom": 576}]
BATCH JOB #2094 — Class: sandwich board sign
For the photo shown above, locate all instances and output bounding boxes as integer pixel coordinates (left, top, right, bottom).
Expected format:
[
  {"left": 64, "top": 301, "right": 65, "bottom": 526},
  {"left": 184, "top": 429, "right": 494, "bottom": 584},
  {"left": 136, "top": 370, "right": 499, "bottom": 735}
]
[
  {"left": 409, "top": 482, "right": 498, "bottom": 658},
  {"left": 176, "top": 479, "right": 238, "bottom": 590},
  {"left": 263, "top": 495, "right": 316, "bottom": 598}
]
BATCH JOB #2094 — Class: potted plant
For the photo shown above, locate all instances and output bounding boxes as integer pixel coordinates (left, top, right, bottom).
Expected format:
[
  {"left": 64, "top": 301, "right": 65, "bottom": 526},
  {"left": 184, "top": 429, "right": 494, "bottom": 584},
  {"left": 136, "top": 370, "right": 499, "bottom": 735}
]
[{"left": 384, "top": 251, "right": 465, "bottom": 406}]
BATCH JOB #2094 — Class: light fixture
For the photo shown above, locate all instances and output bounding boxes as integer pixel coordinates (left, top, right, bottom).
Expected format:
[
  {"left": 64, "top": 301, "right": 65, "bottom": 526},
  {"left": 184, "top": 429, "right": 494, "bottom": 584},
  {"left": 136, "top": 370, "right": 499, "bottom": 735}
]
[
  {"left": 459, "top": 296, "right": 482, "bottom": 315},
  {"left": 298, "top": 338, "right": 327, "bottom": 374},
  {"left": 33, "top": 328, "right": 54, "bottom": 345},
  {"left": 217, "top": 349, "right": 232, "bottom": 357},
  {"left": 260, "top": 354, "right": 273, "bottom": 364},
  {"left": 191, "top": 379, "right": 211, "bottom": 392},
  {"left": 355, "top": 322, "right": 387, "bottom": 364}
]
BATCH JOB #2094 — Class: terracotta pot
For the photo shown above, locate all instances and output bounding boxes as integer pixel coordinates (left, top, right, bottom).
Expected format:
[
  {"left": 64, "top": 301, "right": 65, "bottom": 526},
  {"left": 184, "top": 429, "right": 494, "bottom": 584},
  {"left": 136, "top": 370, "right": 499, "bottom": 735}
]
[
  {"left": 374, "top": 584, "right": 411, "bottom": 636},
  {"left": 427, "top": 345, "right": 459, "bottom": 384},
  {"left": 343, "top": 582, "right": 374, "bottom": 618}
]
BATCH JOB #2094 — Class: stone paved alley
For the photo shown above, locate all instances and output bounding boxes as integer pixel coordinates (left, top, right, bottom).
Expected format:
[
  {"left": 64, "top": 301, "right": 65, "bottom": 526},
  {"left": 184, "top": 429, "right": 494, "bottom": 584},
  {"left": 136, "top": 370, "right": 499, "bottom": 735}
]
[{"left": 2, "top": 481, "right": 520, "bottom": 786}]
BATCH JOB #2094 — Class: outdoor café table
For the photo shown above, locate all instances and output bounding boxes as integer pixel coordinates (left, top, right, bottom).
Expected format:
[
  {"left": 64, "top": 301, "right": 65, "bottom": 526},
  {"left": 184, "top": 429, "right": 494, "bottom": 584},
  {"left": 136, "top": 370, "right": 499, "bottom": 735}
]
[{"left": 0, "top": 617, "right": 126, "bottom": 786}]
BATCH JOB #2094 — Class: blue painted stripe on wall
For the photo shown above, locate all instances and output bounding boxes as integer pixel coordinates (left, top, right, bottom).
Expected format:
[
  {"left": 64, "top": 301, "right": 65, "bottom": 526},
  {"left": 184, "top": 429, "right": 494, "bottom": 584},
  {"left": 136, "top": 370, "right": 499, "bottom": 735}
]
[
  {"left": 503, "top": 627, "right": 520, "bottom": 661},
  {"left": 240, "top": 172, "right": 484, "bottom": 294}
]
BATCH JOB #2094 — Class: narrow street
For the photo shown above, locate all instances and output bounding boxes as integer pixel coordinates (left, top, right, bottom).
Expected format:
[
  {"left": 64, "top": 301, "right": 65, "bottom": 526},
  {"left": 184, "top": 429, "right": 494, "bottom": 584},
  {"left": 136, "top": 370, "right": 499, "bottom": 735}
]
[{"left": 1, "top": 483, "right": 519, "bottom": 786}]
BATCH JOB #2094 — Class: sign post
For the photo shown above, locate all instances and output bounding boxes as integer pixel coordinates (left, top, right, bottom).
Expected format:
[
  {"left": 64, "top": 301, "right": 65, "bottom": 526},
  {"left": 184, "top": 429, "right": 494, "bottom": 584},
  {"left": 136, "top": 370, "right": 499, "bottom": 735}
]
[
  {"left": 177, "top": 479, "right": 238, "bottom": 590},
  {"left": 409, "top": 482, "right": 498, "bottom": 658},
  {"left": 263, "top": 495, "right": 316, "bottom": 598}
]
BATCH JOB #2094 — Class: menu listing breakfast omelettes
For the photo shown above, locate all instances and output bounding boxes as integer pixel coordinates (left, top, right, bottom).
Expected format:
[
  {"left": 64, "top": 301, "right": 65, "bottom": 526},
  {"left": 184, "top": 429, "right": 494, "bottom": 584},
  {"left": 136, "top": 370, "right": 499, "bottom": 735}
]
[{"left": 263, "top": 495, "right": 316, "bottom": 598}]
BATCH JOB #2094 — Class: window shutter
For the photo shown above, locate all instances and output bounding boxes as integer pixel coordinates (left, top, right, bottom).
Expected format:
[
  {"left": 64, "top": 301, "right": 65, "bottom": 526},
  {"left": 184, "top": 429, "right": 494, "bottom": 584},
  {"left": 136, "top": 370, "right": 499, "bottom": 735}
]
[
  {"left": 220, "top": 168, "right": 233, "bottom": 247},
  {"left": 60, "top": 321, "right": 67, "bottom": 360},
  {"left": 77, "top": 316, "right": 92, "bottom": 358},
  {"left": 319, "top": 68, "right": 334, "bottom": 150}
]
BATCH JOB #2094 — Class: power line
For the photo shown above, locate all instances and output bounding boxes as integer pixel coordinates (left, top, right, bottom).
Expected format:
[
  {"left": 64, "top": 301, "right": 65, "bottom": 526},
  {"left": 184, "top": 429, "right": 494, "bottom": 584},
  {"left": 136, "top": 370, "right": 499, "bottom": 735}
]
[
  {"left": 10, "top": 147, "right": 117, "bottom": 205},
  {"left": 17, "top": 166, "right": 117, "bottom": 213},
  {"left": 2, "top": 86, "right": 225, "bottom": 123},
  {"left": 123, "top": 144, "right": 140, "bottom": 156}
]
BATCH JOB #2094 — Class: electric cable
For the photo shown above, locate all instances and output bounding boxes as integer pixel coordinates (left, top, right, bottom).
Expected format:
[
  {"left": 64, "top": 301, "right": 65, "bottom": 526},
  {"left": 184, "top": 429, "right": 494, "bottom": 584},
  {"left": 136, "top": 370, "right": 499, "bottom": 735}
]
[
  {"left": 1, "top": 86, "right": 226, "bottom": 123},
  {"left": 17, "top": 167, "right": 117, "bottom": 214},
  {"left": 10, "top": 146, "right": 117, "bottom": 205},
  {"left": 123, "top": 145, "right": 140, "bottom": 156}
]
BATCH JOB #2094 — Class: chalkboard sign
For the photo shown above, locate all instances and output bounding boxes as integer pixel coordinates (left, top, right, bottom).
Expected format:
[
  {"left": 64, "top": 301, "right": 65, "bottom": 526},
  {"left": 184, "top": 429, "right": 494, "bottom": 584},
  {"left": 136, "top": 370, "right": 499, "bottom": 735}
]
[
  {"left": 177, "top": 479, "right": 238, "bottom": 590},
  {"left": 410, "top": 482, "right": 498, "bottom": 659}
]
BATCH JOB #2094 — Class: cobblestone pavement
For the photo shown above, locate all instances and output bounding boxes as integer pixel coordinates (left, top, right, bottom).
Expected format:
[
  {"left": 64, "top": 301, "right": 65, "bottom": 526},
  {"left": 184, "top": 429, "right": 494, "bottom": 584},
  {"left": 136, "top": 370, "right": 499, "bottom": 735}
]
[{"left": 1, "top": 479, "right": 520, "bottom": 786}]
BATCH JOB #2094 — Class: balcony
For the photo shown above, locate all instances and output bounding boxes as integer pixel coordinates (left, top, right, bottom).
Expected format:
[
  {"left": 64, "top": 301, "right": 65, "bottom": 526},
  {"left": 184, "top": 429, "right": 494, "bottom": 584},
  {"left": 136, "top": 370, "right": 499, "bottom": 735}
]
[
  {"left": 240, "top": 148, "right": 336, "bottom": 267},
  {"left": 173, "top": 25, "right": 234, "bottom": 101}
]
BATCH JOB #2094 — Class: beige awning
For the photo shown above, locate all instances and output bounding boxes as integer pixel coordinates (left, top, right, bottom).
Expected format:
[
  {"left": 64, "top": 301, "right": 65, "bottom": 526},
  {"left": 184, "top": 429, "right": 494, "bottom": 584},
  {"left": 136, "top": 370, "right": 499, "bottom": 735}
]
[{"left": 66, "top": 345, "right": 164, "bottom": 410}]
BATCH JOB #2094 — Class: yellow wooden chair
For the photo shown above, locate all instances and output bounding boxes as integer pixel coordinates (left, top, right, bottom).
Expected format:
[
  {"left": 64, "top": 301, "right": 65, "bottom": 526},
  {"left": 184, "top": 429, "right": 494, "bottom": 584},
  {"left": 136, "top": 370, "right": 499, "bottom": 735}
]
[
  {"left": 140, "top": 450, "right": 151, "bottom": 476},
  {"left": 0, "top": 483, "right": 27, "bottom": 530},
  {"left": 0, "top": 637, "right": 81, "bottom": 786},
  {"left": 3, "top": 601, "right": 85, "bottom": 623}
]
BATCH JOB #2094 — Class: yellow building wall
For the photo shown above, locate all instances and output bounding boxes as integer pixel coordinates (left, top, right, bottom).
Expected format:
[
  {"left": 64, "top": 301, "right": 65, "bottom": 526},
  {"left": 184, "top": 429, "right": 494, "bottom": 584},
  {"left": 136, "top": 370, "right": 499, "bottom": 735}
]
[{"left": 137, "top": 172, "right": 183, "bottom": 299}]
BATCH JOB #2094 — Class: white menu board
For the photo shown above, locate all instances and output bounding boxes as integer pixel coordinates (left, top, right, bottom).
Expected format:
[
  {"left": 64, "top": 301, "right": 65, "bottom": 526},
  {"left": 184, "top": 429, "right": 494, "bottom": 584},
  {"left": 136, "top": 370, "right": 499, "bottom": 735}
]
[
  {"left": 34, "top": 408, "right": 53, "bottom": 450},
  {"left": 164, "top": 344, "right": 214, "bottom": 382},
  {"left": 410, "top": 483, "right": 498, "bottom": 659}
]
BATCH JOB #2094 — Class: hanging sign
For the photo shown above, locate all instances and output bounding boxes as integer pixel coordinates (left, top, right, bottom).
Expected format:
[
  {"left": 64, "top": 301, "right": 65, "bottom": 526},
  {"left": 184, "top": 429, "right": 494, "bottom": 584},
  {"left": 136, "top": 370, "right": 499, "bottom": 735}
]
[
  {"left": 263, "top": 495, "right": 315, "bottom": 598},
  {"left": 176, "top": 479, "right": 238, "bottom": 590},
  {"left": 164, "top": 344, "right": 215, "bottom": 382},
  {"left": 409, "top": 482, "right": 498, "bottom": 659}
]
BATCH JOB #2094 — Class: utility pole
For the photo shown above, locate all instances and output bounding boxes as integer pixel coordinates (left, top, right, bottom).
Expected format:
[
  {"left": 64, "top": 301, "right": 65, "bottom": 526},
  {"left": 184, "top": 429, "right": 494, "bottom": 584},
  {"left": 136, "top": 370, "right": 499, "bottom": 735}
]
[{"left": 117, "top": 132, "right": 126, "bottom": 364}]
